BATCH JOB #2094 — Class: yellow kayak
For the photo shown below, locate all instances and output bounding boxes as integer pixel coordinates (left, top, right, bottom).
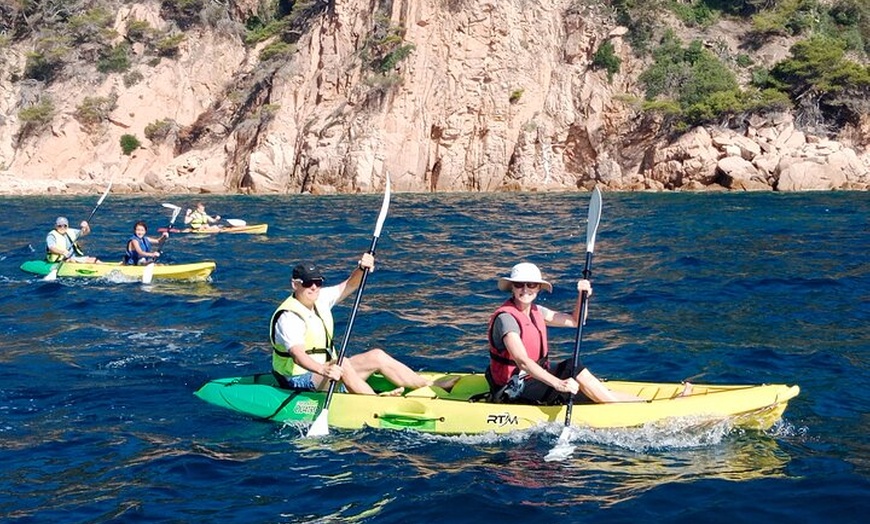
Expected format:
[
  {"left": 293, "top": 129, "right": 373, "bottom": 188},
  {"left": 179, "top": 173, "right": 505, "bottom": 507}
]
[
  {"left": 194, "top": 372, "right": 800, "bottom": 433},
  {"left": 21, "top": 260, "right": 216, "bottom": 281},
  {"left": 159, "top": 224, "right": 268, "bottom": 235}
]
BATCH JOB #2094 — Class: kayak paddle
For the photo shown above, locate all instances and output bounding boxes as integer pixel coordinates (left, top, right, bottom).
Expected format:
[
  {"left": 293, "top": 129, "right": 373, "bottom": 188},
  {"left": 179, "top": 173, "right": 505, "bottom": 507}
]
[
  {"left": 44, "top": 178, "right": 113, "bottom": 281},
  {"left": 225, "top": 218, "right": 247, "bottom": 227},
  {"left": 545, "top": 186, "right": 602, "bottom": 462},
  {"left": 143, "top": 205, "right": 181, "bottom": 284},
  {"left": 307, "top": 175, "right": 392, "bottom": 437}
]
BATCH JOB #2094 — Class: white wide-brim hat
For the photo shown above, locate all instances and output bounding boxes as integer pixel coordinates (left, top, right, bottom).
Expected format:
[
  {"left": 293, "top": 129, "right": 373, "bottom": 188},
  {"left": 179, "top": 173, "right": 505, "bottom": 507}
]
[{"left": 497, "top": 262, "right": 552, "bottom": 293}]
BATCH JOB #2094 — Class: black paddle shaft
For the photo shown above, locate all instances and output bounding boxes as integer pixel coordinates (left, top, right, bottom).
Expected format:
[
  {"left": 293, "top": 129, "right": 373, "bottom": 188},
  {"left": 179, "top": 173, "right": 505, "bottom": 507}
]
[{"left": 322, "top": 236, "right": 380, "bottom": 401}]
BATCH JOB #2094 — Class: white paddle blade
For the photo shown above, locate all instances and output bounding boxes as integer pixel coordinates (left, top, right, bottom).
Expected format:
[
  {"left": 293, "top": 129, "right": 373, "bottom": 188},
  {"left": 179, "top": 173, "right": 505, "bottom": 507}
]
[
  {"left": 162, "top": 203, "right": 182, "bottom": 211},
  {"left": 306, "top": 409, "right": 330, "bottom": 437},
  {"left": 226, "top": 219, "right": 247, "bottom": 227},
  {"left": 586, "top": 187, "right": 603, "bottom": 253},
  {"left": 544, "top": 427, "right": 576, "bottom": 462},
  {"left": 142, "top": 263, "right": 155, "bottom": 284},
  {"left": 43, "top": 266, "right": 59, "bottom": 281},
  {"left": 373, "top": 175, "right": 391, "bottom": 239}
]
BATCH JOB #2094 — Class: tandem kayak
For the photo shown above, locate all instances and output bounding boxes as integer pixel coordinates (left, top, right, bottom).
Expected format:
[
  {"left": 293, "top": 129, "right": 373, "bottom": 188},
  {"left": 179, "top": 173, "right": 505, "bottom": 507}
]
[
  {"left": 20, "top": 260, "right": 216, "bottom": 281},
  {"left": 157, "top": 224, "right": 268, "bottom": 235},
  {"left": 194, "top": 372, "right": 800, "bottom": 434}
]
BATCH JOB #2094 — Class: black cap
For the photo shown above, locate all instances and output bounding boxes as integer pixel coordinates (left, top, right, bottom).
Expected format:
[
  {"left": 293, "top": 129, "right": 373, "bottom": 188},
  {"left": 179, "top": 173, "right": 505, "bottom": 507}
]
[{"left": 292, "top": 262, "right": 324, "bottom": 282}]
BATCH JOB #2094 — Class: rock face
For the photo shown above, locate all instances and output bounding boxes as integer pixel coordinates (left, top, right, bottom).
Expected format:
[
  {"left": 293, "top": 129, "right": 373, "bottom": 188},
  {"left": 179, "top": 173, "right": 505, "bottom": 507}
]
[{"left": 0, "top": 0, "right": 867, "bottom": 195}]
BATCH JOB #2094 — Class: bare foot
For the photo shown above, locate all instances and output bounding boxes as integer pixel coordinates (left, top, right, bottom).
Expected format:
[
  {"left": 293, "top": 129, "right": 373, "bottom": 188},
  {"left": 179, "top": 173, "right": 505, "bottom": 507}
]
[
  {"left": 378, "top": 387, "right": 404, "bottom": 397},
  {"left": 677, "top": 382, "right": 693, "bottom": 398},
  {"left": 432, "top": 375, "right": 460, "bottom": 391}
]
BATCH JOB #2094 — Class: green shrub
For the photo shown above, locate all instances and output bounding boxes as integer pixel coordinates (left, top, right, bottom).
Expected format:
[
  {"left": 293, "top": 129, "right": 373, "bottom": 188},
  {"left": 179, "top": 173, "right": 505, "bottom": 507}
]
[
  {"left": 75, "top": 95, "right": 118, "bottom": 127},
  {"left": 123, "top": 70, "right": 144, "bottom": 87},
  {"left": 245, "top": 18, "right": 287, "bottom": 45},
  {"left": 259, "top": 41, "right": 295, "bottom": 62},
  {"left": 120, "top": 134, "right": 141, "bottom": 155},
  {"left": 592, "top": 40, "right": 621, "bottom": 82},
  {"left": 363, "top": 19, "right": 416, "bottom": 74},
  {"left": 378, "top": 43, "right": 415, "bottom": 73},
  {"left": 126, "top": 19, "right": 154, "bottom": 43},
  {"left": 17, "top": 99, "right": 56, "bottom": 141},
  {"left": 67, "top": 7, "right": 116, "bottom": 44},
  {"left": 24, "top": 36, "right": 70, "bottom": 82},
  {"left": 509, "top": 89, "right": 524, "bottom": 104},
  {"left": 19, "top": 100, "right": 55, "bottom": 126},
  {"left": 640, "top": 32, "right": 738, "bottom": 109},
  {"left": 768, "top": 35, "right": 870, "bottom": 126},
  {"left": 160, "top": 0, "right": 206, "bottom": 29},
  {"left": 669, "top": 0, "right": 718, "bottom": 27},
  {"left": 736, "top": 54, "right": 754, "bottom": 68},
  {"left": 155, "top": 33, "right": 185, "bottom": 57},
  {"left": 145, "top": 119, "right": 176, "bottom": 143},
  {"left": 97, "top": 43, "right": 131, "bottom": 73}
]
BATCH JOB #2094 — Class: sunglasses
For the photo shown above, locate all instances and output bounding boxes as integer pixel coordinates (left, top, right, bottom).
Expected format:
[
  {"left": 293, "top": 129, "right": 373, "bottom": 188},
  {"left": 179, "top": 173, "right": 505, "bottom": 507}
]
[
  {"left": 512, "top": 282, "right": 540, "bottom": 290},
  {"left": 57, "top": 225, "right": 68, "bottom": 229},
  {"left": 296, "top": 278, "right": 324, "bottom": 288}
]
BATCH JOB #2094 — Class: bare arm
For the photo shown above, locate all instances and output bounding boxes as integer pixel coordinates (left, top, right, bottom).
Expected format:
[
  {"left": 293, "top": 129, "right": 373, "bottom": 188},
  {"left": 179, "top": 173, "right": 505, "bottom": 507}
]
[
  {"left": 288, "top": 344, "right": 342, "bottom": 381},
  {"left": 502, "top": 332, "right": 578, "bottom": 394},
  {"left": 542, "top": 279, "right": 592, "bottom": 327},
  {"left": 336, "top": 252, "right": 375, "bottom": 302}
]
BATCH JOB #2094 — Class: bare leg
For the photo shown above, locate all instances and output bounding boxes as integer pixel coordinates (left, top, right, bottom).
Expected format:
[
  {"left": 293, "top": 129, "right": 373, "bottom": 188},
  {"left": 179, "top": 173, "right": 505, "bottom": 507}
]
[
  {"left": 575, "top": 368, "right": 642, "bottom": 403},
  {"left": 346, "top": 348, "right": 430, "bottom": 389},
  {"left": 312, "top": 364, "right": 376, "bottom": 395}
]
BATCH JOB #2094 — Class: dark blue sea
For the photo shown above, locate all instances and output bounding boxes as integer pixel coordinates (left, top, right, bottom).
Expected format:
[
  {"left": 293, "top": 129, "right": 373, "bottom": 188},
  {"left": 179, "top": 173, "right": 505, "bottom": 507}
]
[{"left": 1, "top": 191, "right": 867, "bottom": 523}]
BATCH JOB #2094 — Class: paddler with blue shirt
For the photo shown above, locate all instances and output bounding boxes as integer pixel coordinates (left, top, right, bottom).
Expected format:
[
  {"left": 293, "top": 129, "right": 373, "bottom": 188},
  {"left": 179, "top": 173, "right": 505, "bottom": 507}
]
[
  {"left": 270, "top": 254, "right": 458, "bottom": 395},
  {"left": 45, "top": 216, "right": 100, "bottom": 263},
  {"left": 124, "top": 221, "right": 168, "bottom": 265}
]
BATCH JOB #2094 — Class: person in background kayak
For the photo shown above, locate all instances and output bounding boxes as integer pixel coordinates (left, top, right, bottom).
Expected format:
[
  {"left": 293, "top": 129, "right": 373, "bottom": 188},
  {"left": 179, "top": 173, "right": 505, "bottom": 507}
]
[
  {"left": 184, "top": 202, "right": 221, "bottom": 231},
  {"left": 271, "top": 255, "right": 458, "bottom": 395},
  {"left": 486, "top": 262, "right": 642, "bottom": 405},
  {"left": 124, "top": 221, "right": 168, "bottom": 265},
  {"left": 45, "top": 216, "right": 100, "bottom": 263}
]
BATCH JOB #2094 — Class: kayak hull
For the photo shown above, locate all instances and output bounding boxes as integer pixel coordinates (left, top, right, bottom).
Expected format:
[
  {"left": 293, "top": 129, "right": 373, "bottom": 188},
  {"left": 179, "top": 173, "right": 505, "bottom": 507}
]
[
  {"left": 20, "top": 260, "right": 216, "bottom": 281},
  {"left": 158, "top": 224, "right": 268, "bottom": 234},
  {"left": 194, "top": 372, "right": 800, "bottom": 434}
]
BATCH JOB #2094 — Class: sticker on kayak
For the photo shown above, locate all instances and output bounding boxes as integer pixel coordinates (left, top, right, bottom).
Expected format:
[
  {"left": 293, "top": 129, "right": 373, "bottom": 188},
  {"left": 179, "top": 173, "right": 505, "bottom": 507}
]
[
  {"left": 294, "top": 401, "right": 320, "bottom": 416},
  {"left": 486, "top": 413, "right": 519, "bottom": 427}
]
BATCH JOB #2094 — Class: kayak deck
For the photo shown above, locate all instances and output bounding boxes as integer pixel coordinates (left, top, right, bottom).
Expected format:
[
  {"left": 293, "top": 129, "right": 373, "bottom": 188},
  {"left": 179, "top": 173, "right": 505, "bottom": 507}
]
[
  {"left": 20, "top": 260, "right": 216, "bottom": 281},
  {"left": 194, "top": 372, "right": 800, "bottom": 434}
]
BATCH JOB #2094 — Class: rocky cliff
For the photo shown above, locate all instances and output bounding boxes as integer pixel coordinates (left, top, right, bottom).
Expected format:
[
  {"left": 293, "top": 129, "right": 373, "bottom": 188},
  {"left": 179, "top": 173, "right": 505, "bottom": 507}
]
[{"left": 1, "top": 0, "right": 868, "bottom": 195}]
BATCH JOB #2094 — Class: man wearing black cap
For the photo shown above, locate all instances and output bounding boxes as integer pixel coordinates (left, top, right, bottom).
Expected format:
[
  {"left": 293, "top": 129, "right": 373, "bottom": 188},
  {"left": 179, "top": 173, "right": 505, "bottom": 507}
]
[
  {"left": 269, "top": 252, "right": 455, "bottom": 394},
  {"left": 45, "top": 216, "right": 99, "bottom": 263}
]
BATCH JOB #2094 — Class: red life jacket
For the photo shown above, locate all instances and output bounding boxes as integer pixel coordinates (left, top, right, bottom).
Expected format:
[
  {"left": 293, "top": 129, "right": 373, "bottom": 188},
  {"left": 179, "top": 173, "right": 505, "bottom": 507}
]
[{"left": 487, "top": 299, "right": 549, "bottom": 387}]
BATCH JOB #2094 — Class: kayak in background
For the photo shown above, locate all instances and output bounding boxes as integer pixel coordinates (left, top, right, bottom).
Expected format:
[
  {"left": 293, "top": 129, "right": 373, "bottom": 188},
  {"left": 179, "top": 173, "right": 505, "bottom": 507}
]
[
  {"left": 20, "top": 260, "right": 216, "bottom": 281},
  {"left": 194, "top": 371, "right": 800, "bottom": 434},
  {"left": 157, "top": 224, "right": 268, "bottom": 235}
]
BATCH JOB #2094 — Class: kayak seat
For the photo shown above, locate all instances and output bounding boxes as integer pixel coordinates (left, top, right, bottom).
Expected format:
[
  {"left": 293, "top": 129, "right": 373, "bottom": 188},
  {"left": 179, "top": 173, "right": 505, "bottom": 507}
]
[
  {"left": 404, "top": 386, "right": 443, "bottom": 399},
  {"left": 447, "top": 374, "right": 488, "bottom": 399}
]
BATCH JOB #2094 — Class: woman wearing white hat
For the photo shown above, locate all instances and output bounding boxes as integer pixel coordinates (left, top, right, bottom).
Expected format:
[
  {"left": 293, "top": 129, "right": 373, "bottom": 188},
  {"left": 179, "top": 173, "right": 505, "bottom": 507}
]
[{"left": 485, "top": 262, "right": 640, "bottom": 404}]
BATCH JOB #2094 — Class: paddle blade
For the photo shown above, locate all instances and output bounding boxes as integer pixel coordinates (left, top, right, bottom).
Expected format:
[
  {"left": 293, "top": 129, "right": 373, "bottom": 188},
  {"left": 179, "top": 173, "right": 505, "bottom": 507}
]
[
  {"left": 373, "top": 175, "right": 391, "bottom": 239},
  {"left": 226, "top": 219, "right": 247, "bottom": 227},
  {"left": 169, "top": 207, "right": 181, "bottom": 228},
  {"left": 162, "top": 203, "right": 182, "bottom": 211},
  {"left": 43, "top": 266, "right": 59, "bottom": 281},
  {"left": 586, "top": 186, "right": 603, "bottom": 254},
  {"left": 142, "top": 263, "right": 154, "bottom": 284},
  {"left": 544, "top": 427, "right": 576, "bottom": 462},
  {"left": 307, "top": 408, "right": 330, "bottom": 437}
]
